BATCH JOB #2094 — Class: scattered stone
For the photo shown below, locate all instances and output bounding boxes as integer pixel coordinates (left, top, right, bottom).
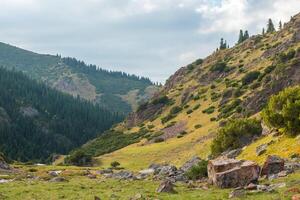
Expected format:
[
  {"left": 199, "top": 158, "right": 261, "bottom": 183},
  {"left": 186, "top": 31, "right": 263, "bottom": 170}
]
[
  {"left": 245, "top": 183, "right": 257, "bottom": 190},
  {"left": 130, "top": 193, "right": 143, "bottom": 200},
  {"left": 48, "top": 171, "right": 62, "bottom": 177},
  {"left": 87, "top": 174, "right": 97, "bottom": 179},
  {"left": 285, "top": 162, "right": 300, "bottom": 173},
  {"left": 0, "top": 179, "right": 13, "bottom": 184},
  {"left": 261, "top": 155, "right": 285, "bottom": 177},
  {"left": 49, "top": 177, "right": 67, "bottom": 182},
  {"left": 261, "top": 122, "right": 272, "bottom": 136},
  {"left": 180, "top": 156, "right": 202, "bottom": 172},
  {"left": 256, "top": 144, "right": 268, "bottom": 156},
  {"left": 292, "top": 194, "right": 300, "bottom": 200},
  {"left": 208, "top": 158, "right": 260, "bottom": 188},
  {"left": 229, "top": 189, "right": 245, "bottom": 198},
  {"left": 278, "top": 170, "right": 288, "bottom": 177},
  {"left": 156, "top": 180, "right": 175, "bottom": 193},
  {"left": 158, "top": 165, "right": 177, "bottom": 177},
  {"left": 97, "top": 169, "right": 113, "bottom": 175},
  {"left": 139, "top": 168, "right": 155, "bottom": 176},
  {"left": 111, "top": 171, "right": 134, "bottom": 180},
  {"left": 0, "top": 160, "right": 10, "bottom": 170}
]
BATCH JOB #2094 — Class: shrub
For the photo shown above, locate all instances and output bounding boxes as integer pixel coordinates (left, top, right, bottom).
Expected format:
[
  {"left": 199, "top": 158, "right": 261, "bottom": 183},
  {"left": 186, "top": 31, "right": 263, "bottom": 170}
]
[
  {"left": 154, "top": 137, "right": 165, "bottom": 143},
  {"left": 161, "top": 114, "right": 175, "bottom": 124},
  {"left": 210, "top": 62, "right": 228, "bottom": 72},
  {"left": 264, "top": 65, "right": 276, "bottom": 74},
  {"left": 262, "top": 86, "right": 300, "bottom": 136},
  {"left": 111, "top": 161, "right": 120, "bottom": 168},
  {"left": 242, "top": 71, "right": 261, "bottom": 85},
  {"left": 152, "top": 96, "right": 169, "bottom": 105},
  {"left": 194, "top": 124, "right": 202, "bottom": 129},
  {"left": 185, "top": 160, "right": 208, "bottom": 180},
  {"left": 147, "top": 124, "right": 155, "bottom": 129},
  {"left": 186, "top": 109, "right": 193, "bottom": 114},
  {"left": 64, "top": 149, "right": 93, "bottom": 166},
  {"left": 193, "top": 104, "right": 201, "bottom": 110},
  {"left": 170, "top": 106, "right": 182, "bottom": 115},
  {"left": 211, "top": 119, "right": 262, "bottom": 156},
  {"left": 195, "top": 58, "right": 204, "bottom": 65},
  {"left": 202, "top": 106, "right": 215, "bottom": 114}
]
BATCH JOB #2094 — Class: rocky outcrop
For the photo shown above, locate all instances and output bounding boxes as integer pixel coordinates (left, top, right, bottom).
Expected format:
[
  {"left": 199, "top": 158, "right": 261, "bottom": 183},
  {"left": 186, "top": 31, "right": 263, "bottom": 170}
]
[
  {"left": 260, "top": 155, "right": 284, "bottom": 177},
  {"left": 256, "top": 144, "right": 268, "bottom": 156},
  {"left": 208, "top": 158, "right": 260, "bottom": 188}
]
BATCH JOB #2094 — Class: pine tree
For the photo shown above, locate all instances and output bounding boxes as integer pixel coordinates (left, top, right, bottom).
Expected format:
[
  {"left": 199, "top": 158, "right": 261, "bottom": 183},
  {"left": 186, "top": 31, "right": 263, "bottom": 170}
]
[
  {"left": 279, "top": 21, "right": 282, "bottom": 30},
  {"left": 243, "top": 30, "right": 249, "bottom": 41},
  {"left": 267, "top": 18, "right": 275, "bottom": 33},
  {"left": 262, "top": 28, "right": 265, "bottom": 35},
  {"left": 238, "top": 30, "right": 244, "bottom": 44}
]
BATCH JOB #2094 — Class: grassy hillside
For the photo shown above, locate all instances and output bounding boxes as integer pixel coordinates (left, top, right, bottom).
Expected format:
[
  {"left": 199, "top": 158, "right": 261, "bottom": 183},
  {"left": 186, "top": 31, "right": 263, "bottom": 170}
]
[
  {"left": 0, "top": 68, "right": 123, "bottom": 161},
  {"left": 0, "top": 43, "right": 158, "bottom": 114},
  {"left": 77, "top": 13, "right": 300, "bottom": 170}
]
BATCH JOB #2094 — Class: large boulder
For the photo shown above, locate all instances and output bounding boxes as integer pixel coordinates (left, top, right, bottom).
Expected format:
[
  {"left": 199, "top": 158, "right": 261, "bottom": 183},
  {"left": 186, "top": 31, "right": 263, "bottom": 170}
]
[
  {"left": 208, "top": 158, "right": 260, "bottom": 188},
  {"left": 260, "top": 155, "right": 284, "bottom": 177}
]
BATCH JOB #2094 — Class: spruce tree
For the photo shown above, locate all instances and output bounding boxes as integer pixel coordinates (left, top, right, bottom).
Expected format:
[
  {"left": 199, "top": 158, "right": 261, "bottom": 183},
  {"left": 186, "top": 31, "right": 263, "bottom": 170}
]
[
  {"left": 238, "top": 30, "right": 244, "bottom": 44},
  {"left": 267, "top": 18, "right": 275, "bottom": 33},
  {"left": 279, "top": 21, "right": 282, "bottom": 30},
  {"left": 262, "top": 28, "right": 265, "bottom": 35},
  {"left": 243, "top": 30, "right": 249, "bottom": 41}
]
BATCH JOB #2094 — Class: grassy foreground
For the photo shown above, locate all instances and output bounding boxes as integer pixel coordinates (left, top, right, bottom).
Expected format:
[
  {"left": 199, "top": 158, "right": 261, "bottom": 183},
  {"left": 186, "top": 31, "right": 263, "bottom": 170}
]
[{"left": 0, "top": 165, "right": 299, "bottom": 200}]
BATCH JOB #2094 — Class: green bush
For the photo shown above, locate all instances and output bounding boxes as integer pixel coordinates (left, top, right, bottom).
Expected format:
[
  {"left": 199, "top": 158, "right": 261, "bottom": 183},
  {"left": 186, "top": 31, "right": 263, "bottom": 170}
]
[
  {"left": 186, "top": 109, "right": 193, "bottom": 114},
  {"left": 202, "top": 106, "right": 215, "bottom": 114},
  {"left": 193, "top": 104, "right": 201, "bottom": 110},
  {"left": 154, "top": 137, "right": 165, "bottom": 143},
  {"left": 111, "top": 161, "right": 120, "bottom": 168},
  {"left": 152, "top": 95, "right": 169, "bottom": 105},
  {"left": 262, "top": 86, "right": 300, "bottom": 136},
  {"left": 170, "top": 106, "right": 182, "bottom": 115},
  {"left": 242, "top": 71, "right": 261, "bottom": 85},
  {"left": 211, "top": 119, "right": 262, "bottom": 156},
  {"left": 64, "top": 149, "right": 93, "bottom": 166},
  {"left": 210, "top": 62, "right": 229, "bottom": 72},
  {"left": 194, "top": 124, "right": 202, "bottom": 129},
  {"left": 185, "top": 160, "right": 208, "bottom": 180}
]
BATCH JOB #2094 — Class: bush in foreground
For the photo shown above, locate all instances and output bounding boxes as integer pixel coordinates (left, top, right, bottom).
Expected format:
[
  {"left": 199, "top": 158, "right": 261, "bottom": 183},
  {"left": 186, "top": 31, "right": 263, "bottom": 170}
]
[
  {"left": 64, "top": 150, "right": 93, "bottom": 166},
  {"left": 262, "top": 86, "right": 300, "bottom": 136},
  {"left": 185, "top": 160, "right": 208, "bottom": 180},
  {"left": 211, "top": 118, "right": 262, "bottom": 156}
]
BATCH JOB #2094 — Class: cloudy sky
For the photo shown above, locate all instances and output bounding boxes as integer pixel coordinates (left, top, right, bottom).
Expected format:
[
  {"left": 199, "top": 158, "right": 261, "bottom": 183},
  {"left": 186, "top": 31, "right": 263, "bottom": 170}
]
[{"left": 1, "top": 0, "right": 300, "bottom": 83}]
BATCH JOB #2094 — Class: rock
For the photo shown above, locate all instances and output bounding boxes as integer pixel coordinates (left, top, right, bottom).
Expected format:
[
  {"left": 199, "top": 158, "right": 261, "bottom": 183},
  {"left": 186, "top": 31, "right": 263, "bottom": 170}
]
[
  {"left": 256, "top": 144, "right": 268, "bottom": 156},
  {"left": 221, "top": 149, "right": 242, "bottom": 159},
  {"left": 261, "top": 122, "right": 272, "bottom": 136},
  {"left": 229, "top": 189, "right": 245, "bottom": 198},
  {"left": 180, "top": 156, "right": 202, "bottom": 172},
  {"left": 139, "top": 168, "right": 155, "bottom": 176},
  {"left": 48, "top": 171, "right": 62, "bottom": 177},
  {"left": 292, "top": 194, "right": 300, "bottom": 200},
  {"left": 158, "top": 165, "right": 177, "bottom": 177},
  {"left": 285, "top": 162, "right": 300, "bottom": 173},
  {"left": 0, "top": 179, "right": 13, "bottom": 184},
  {"left": 245, "top": 183, "right": 257, "bottom": 190},
  {"left": 87, "top": 174, "right": 97, "bottom": 179},
  {"left": 261, "top": 155, "right": 285, "bottom": 177},
  {"left": 148, "top": 163, "right": 163, "bottom": 174},
  {"left": 49, "top": 177, "right": 67, "bottom": 182},
  {"left": 156, "top": 180, "right": 175, "bottom": 193},
  {"left": 208, "top": 158, "right": 260, "bottom": 188},
  {"left": 0, "top": 160, "right": 10, "bottom": 170},
  {"left": 278, "top": 170, "right": 288, "bottom": 177},
  {"left": 111, "top": 171, "right": 134, "bottom": 180},
  {"left": 130, "top": 193, "right": 142, "bottom": 200},
  {"left": 97, "top": 169, "right": 113, "bottom": 174}
]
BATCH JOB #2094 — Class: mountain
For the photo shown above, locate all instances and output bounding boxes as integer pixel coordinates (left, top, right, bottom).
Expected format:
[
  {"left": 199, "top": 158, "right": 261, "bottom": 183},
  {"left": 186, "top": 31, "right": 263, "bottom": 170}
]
[
  {"left": 0, "top": 43, "right": 158, "bottom": 114},
  {"left": 0, "top": 67, "right": 123, "bottom": 161},
  {"left": 76, "top": 13, "right": 300, "bottom": 170}
]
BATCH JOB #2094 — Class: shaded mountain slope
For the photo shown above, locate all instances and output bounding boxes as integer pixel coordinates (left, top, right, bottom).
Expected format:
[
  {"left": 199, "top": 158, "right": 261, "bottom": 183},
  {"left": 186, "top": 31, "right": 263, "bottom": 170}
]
[
  {"left": 0, "top": 68, "right": 123, "bottom": 161},
  {"left": 0, "top": 43, "right": 158, "bottom": 114}
]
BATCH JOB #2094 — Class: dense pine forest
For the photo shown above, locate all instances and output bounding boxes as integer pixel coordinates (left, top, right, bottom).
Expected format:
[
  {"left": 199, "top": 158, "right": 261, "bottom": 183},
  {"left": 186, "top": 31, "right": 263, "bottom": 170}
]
[{"left": 0, "top": 68, "right": 123, "bottom": 162}]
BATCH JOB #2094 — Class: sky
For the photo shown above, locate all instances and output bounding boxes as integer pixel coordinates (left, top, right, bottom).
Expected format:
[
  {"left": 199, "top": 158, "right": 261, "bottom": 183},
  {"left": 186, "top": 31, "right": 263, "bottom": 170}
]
[{"left": 0, "top": 0, "right": 300, "bottom": 83}]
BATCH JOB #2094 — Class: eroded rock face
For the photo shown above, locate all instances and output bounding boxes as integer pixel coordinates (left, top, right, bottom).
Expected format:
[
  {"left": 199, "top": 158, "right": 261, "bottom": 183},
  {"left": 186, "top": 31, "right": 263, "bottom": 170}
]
[
  {"left": 208, "top": 158, "right": 260, "bottom": 188},
  {"left": 260, "top": 155, "right": 284, "bottom": 177}
]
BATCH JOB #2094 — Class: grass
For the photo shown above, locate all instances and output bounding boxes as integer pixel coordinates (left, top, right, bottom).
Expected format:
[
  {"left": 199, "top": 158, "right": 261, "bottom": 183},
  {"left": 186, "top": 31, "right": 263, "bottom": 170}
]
[{"left": 0, "top": 165, "right": 300, "bottom": 199}]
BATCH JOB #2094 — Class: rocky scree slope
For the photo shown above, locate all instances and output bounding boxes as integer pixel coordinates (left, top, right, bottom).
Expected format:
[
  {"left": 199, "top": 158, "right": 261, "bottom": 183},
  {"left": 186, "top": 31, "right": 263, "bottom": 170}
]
[{"left": 77, "top": 13, "right": 300, "bottom": 170}]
